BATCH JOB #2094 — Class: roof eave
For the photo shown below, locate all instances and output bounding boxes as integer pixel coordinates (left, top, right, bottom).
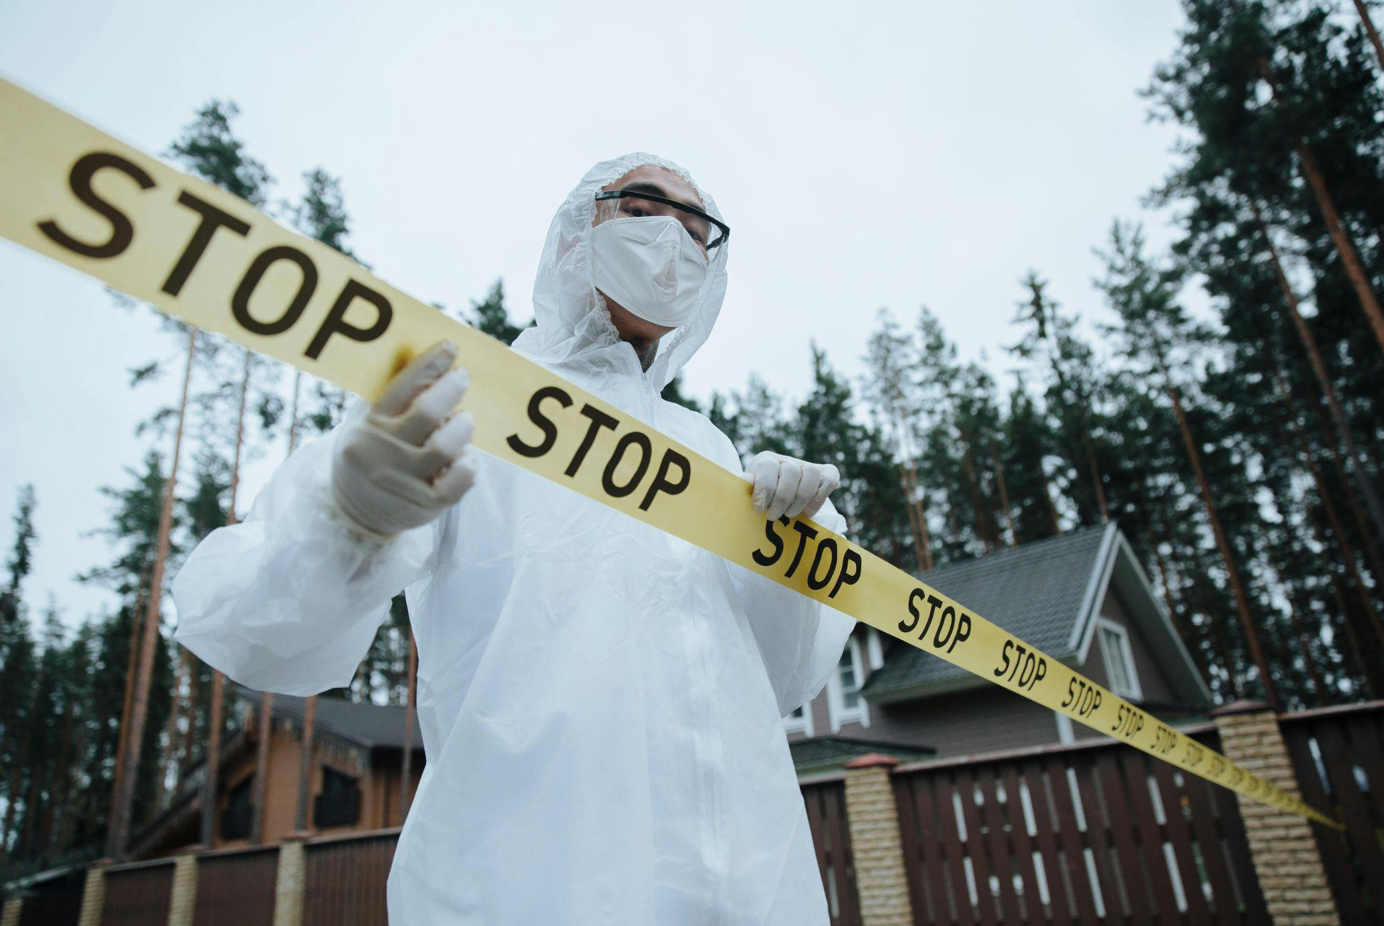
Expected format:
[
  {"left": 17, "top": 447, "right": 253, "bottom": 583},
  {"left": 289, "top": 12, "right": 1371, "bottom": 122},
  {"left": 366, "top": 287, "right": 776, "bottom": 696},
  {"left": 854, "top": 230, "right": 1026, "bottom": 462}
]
[{"left": 865, "top": 654, "right": 1082, "bottom": 704}]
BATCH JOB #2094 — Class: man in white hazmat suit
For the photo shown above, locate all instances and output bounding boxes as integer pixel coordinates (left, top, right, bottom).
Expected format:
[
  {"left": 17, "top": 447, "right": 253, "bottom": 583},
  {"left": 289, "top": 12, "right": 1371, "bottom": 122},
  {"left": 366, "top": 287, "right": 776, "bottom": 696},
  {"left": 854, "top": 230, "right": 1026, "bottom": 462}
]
[{"left": 172, "top": 153, "right": 857, "bottom": 924}]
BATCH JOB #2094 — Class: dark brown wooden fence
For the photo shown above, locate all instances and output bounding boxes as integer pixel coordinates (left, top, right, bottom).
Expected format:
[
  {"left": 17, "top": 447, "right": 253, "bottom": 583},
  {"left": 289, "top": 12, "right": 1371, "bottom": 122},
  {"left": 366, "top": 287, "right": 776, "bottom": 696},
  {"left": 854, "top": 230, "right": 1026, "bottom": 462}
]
[
  {"left": 15, "top": 869, "right": 83, "bottom": 926},
  {"left": 893, "top": 728, "right": 1266, "bottom": 925},
  {"left": 192, "top": 844, "right": 278, "bottom": 926},
  {"left": 99, "top": 858, "right": 174, "bottom": 926},
  {"left": 301, "top": 829, "right": 396, "bottom": 926},
  {"left": 803, "top": 778, "right": 862, "bottom": 926},
  {"left": 1281, "top": 700, "right": 1384, "bottom": 924},
  {"left": 13, "top": 704, "right": 1382, "bottom": 924}
]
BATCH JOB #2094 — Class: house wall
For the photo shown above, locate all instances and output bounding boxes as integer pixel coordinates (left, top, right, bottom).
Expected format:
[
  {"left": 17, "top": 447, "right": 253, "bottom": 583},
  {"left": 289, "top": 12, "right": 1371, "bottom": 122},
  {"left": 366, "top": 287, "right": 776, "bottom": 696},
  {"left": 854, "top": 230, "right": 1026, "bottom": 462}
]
[
  {"left": 1067, "top": 584, "right": 1183, "bottom": 742},
  {"left": 863, "top": 685, "right": 1060, "bottom": 756},
  {"left": 213, "top": 722, "right": 368, "bottom": 850},
  {"left": 1102, "top": 585, "right": 1178, "bottom": 703},
  {"left": 366, "top": 756, "right": 426, "bottom": 830},
  {"left": 787, "top": 582, "right": 1195, "bottom": 758},
  {"left": 209, "top": 719, "right": 425, "bottom": 849}
]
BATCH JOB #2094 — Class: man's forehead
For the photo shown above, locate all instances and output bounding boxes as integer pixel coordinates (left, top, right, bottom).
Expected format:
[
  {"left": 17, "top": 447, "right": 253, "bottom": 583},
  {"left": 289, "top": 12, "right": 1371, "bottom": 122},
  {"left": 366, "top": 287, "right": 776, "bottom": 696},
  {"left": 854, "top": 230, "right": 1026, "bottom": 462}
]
[{"left": 604, "top": 165, "right": 704, "bottom": 210}]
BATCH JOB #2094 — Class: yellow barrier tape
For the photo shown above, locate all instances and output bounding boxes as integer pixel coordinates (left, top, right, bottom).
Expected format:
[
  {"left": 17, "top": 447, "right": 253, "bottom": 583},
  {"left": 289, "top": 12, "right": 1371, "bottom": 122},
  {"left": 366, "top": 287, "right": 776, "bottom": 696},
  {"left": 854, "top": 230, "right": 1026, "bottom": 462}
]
[{"left": 0, "top": 77, "right": 1341, "bottom": 830}]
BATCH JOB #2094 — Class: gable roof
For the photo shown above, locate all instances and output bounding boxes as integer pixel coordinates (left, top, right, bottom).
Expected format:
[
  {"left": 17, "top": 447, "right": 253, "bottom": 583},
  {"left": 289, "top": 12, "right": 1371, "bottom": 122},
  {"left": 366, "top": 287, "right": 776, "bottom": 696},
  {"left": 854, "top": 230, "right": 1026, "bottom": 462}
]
[
  {"left": 234, "top": 685, "right": 422, "bottom": 751},
  {"left": 862, "top": 523, "right": 1118, "bottom": 701}
]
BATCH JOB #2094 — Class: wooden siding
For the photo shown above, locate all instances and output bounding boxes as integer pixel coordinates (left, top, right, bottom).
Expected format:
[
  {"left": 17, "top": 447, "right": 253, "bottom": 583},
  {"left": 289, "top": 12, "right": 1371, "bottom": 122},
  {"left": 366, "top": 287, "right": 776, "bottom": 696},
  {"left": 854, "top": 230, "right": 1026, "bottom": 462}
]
[{"left": 791, "top": 582, "right": 1201, "bottom": 760}]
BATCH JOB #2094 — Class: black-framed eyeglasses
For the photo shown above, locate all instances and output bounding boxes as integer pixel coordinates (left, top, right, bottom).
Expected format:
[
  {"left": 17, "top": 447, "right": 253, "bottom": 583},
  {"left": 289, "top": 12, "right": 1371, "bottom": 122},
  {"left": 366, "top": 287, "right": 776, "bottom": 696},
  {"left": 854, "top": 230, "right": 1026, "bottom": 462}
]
[{"left": 594, "top": 188, "right": 730, "bottom": 252}]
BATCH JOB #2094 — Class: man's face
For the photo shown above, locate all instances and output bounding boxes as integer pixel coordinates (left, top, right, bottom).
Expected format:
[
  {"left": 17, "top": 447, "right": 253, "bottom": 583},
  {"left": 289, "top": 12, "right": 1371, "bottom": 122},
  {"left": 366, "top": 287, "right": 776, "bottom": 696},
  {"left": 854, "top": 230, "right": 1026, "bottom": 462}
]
[{"left": 594, "top": 165, "right": 708, "bottom": 368}]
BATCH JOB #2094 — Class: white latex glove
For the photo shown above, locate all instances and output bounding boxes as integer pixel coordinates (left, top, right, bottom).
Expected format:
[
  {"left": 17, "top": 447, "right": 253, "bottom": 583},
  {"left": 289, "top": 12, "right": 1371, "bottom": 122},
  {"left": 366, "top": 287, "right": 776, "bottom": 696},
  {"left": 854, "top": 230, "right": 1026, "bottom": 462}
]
[
  {"left": 743, "top": 451, "right": 841, "bottom": 521},
  {"left": 330, "top": 341, "right": 477, "bottom": 539}
]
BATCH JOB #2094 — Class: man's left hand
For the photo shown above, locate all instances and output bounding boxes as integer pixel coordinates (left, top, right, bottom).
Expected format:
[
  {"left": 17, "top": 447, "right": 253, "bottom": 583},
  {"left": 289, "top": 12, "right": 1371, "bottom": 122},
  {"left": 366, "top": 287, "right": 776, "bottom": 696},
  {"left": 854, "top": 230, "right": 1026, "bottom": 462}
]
[{"left": 743, "top": 451, "right": 841, "bottom": 521}]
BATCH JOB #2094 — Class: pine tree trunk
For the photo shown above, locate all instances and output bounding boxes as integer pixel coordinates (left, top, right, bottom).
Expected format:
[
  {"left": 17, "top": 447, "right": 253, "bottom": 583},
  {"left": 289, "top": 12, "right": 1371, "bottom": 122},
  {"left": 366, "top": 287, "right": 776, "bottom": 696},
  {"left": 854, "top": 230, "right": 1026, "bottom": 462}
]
[
  {"left": 1273, "top": 367, "right": 1384, "bottom": 657},
  {"left": 200, "top": 671, "right": 224, "bottom": 846},
  {"left": 1258, "top": 59, "right": 1384, "bottom": 359},
  {"left": 1134, "top": 479, "right": 1186, "bottom": 637},
  {"left": 1193, "top": 569, "right": 1245, "bottom": 701},
  {"left": 1149, "top": 539, "right": 1181, "bottom": 634},
  {"left": 37, "top": 698, "right": 76, "bottom": 854},
  {"left": 1351, "top": 0, "right": 1384, "bottom": 89},
  {"left": 1047, "top": 340, "right": 1109, "bottom": 524},
  {"left": 1286, "top": 602, "right": 1326, "bottom": 706},
  {"left": 54, "top": 700, "right": 87, "bottom": 853},
  {"left": 400, "top": 631, "right": 417, "bottom": 823},
  {"left": 18, "top": 746, "right": 43, "bottom": 857},
  {"left": 958, "top": 435, "right": 996, "bottom": 553},
  {"left": 295, "top": 695, "right": 316, "bottom": 832},
  {"left": 904, "top": 458, "right": 934, "bottom": 571},
  {"left": 1039, "top": 460, "right": 1062, "bottom": 536},
  {"left": 1081, "top": 427, "right": 1109, "bottom": 524},
  {"left": 155, "top": 648, "right": 187, "bottom": 809},
  {"left": 211, "top": 349, "right": 254, "bottom": 847},
  {"left": 108, "top": 562, "right": 152, "bottom": 840},
  {"left": 1334, "top": 588, "right": 1382, "bottom": 699},
  {"left": 2, "top": 694, "right": 35, "bottom": 849},
  {"left": 1256, "top": 207, "right": 1384, "bottom": 552},
  {"left": 1162, "top": 371, "right": 1280, "bottom": 709},
  {"left": 250, "top": 692, "right": 273, "bottom": 844},
  {"left": 991, "top": 443, "right": 1016, "bottom": 545},
  {"left": 1260, "top": 536, "right": 1327, "bottom": 706},
  {"left": 106, "top": 328, "right": 196, "bottom": 860},
  {"left": 178, "top": 659, "right": 200, "bottom": 777},
  {"left": 897, "top": 462, "right": 928, "bottom": 575},
  {"left": 1307, "top": 384, "right": 1384, "bottom": 592},
  {"left": 1312, "top": 508, "right": 1383, "bottom": 698}
]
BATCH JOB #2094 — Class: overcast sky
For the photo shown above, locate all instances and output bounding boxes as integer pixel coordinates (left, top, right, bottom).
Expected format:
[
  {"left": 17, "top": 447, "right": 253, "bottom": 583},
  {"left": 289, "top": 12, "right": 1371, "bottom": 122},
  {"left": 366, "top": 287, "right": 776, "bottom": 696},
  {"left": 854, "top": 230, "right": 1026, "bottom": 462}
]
[{"left": 0, "top": 0, "right": 1197, "bottom": 629}]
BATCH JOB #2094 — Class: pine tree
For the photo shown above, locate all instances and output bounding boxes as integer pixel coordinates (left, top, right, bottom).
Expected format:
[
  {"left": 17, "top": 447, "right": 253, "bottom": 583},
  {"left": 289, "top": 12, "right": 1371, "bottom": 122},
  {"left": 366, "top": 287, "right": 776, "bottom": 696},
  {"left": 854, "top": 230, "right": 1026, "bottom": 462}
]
[
  {"left": 793, "top": 346, "right": 914, "bottom": 568},
  {"left": 108, "top": 99, "right": 273, "bottom": 859},
  {"left": 1001, "top": 377, "right": 1064, "bottom": 543},
  {"left": 76, "top": 454, "right": 176, "bottom": 855},
  {"left": 0, "top": 487, "right": 39, "bottom": 867},
  {"left": 283, "top": 165, "right": 366, "bottom": 834},
  {"left": 1011, "top": 273, "right": 1113, "bottom": 525},
  {"left": 862, "top": 309, "right": 933, "bottom": 572},
  {"left": 1096, "top": 221, "right": 1282, "bottom": 708},
  {"left": 469, "top": 279, "right": 528, "bottom": 346}
]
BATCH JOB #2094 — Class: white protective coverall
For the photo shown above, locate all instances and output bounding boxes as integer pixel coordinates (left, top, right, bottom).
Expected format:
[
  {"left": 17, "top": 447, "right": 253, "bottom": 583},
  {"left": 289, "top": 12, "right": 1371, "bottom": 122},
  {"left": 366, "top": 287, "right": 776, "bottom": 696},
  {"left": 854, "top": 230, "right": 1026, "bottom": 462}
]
[{"left": 172, "top": 152, "right": 856, "bottom": 925}]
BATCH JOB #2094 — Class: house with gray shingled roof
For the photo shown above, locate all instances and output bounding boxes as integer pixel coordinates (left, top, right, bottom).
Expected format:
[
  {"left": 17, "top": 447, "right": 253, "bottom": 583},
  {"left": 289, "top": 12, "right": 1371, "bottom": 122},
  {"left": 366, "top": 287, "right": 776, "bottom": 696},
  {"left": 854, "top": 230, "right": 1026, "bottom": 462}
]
[
  {"left": 785, "top": 521, "right": 1211, "bottom": 774},
  {"left": 127, "top": 685, "right": 426, "bottom": 860}
]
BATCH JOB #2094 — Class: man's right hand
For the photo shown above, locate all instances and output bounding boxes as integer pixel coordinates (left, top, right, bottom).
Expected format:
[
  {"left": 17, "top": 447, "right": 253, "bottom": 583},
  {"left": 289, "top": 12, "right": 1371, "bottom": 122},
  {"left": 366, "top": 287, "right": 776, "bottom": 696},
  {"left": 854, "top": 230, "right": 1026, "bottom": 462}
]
[{"left": 330, "top": 341, "right": 477, "bottom": 539}]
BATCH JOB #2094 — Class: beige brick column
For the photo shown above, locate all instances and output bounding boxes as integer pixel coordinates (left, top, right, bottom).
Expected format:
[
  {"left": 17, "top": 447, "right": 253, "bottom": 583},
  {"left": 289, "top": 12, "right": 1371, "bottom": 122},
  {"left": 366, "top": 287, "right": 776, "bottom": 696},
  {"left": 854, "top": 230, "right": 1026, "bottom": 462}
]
[
  {"left": 1, "top": 897, "right": 22, "bottom": 926},
  {"left": 166, "top": 850, "right": 200, "bottom": 926},
  {"left": 1212, "top": 701, "right": 1339, "bottom": 925},
  {"left": 76, "top": 860, "right": 109, "bottom": 926},
  {"left": 843, "top": 754, "right": 913, "bottom": 926},
  {"left": 272, "top": 832, "right": 309, "bottom": 926}
]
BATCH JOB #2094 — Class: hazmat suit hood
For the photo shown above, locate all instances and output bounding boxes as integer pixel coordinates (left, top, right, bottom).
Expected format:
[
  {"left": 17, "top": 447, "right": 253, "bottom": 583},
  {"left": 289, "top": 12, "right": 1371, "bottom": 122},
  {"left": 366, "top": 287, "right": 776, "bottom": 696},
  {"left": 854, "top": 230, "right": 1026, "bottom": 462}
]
[{"left": 512, "top": 152, "right": 729, "bottom": 391}]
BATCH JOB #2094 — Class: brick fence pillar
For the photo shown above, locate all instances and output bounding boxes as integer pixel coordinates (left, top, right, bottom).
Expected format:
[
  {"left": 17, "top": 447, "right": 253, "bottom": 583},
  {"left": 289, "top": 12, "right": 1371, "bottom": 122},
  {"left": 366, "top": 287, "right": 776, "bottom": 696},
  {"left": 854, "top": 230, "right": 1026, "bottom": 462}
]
[
  {"left": 272, "top": 832, "right": 310, "bottom": 926},
  {"left": 1212, "top": 700, "right": 1339, "bottom": 925},
  {"left": 166, "top": 849, "right": 200, "bottom": 926},
  {"left": 0, "top": 897, "right": 21, "bottom": 926},
  {"left": 843, "top": 754, "right": 913, "bottom": 926},
  {"left": 76, "top": 860, "right": 109, "bottom": 926}
]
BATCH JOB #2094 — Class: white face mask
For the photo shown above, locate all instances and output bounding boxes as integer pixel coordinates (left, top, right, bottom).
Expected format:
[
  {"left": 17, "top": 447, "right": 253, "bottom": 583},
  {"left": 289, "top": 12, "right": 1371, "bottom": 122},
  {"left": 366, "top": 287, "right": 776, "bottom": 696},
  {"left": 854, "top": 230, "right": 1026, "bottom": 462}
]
[{"left": 591, "top": 215, "right": 709, "bottom": 328}]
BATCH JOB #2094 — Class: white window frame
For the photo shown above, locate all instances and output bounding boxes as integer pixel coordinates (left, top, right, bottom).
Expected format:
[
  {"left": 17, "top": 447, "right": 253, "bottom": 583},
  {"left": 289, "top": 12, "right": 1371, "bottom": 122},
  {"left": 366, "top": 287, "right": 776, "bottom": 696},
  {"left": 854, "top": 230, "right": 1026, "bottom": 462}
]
[
  {"left": 783, "top": 700, "right": 814, "bottom": 737},
  {"left": 1055, "top": 711, "right": 1076, "bottom": 745},
  {"left": 866, "top": 627, "right": 885, "bottom": 671},
  {"left": 1096, "top": 618, "right": 1143, "bottom": 700},
  {"left": 827, "top": 636, "right": 870, "bottom": 732}
]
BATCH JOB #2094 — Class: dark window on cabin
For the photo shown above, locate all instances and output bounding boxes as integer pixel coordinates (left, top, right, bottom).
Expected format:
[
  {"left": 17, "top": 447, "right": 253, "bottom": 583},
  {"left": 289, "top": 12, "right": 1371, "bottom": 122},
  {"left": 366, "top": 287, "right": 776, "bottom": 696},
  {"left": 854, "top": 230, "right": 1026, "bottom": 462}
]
[
  {"left": 220, "top": 775, "right": 253, "bottom": 840},
  {"left": 314, "top": 765, "right": 361, "bottom": 828}
]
